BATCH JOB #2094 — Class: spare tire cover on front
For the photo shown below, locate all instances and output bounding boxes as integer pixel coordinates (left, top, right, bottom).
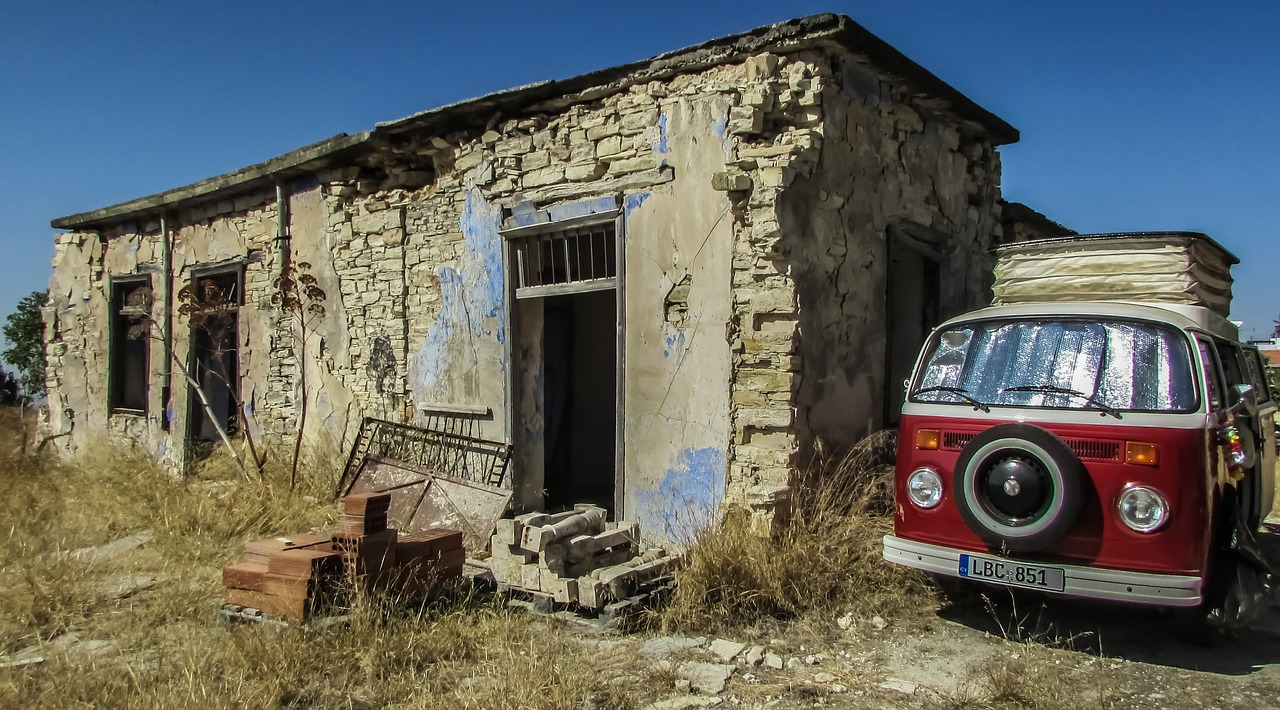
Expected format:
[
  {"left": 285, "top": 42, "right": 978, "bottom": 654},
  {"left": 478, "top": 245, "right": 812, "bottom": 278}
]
[{"left": 953, "top": 423, "right": 1085, "bottom": 553}]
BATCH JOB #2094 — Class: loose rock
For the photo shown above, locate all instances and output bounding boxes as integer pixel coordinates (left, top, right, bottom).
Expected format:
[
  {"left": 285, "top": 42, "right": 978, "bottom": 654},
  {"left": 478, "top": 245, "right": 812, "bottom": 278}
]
[{"left": 708, "top": 639, "right": 746, "bottom": 663}]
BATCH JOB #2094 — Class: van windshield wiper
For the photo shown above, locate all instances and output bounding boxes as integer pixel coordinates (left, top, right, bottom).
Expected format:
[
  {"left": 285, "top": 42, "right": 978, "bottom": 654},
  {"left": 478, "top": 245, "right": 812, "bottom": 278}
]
[
  {"left": 911, "top": 386, "right": 991, "bottom": 413},
  {"left": 1002, "top": 385, "right": 1122, "bottom": 419}
]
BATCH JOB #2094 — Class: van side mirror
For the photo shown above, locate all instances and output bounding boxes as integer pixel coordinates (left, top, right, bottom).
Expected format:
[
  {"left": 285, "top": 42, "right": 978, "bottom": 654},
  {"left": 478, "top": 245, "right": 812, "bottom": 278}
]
[{"left": 1231, "top": 384, "right": 1259, "bottom": 417}]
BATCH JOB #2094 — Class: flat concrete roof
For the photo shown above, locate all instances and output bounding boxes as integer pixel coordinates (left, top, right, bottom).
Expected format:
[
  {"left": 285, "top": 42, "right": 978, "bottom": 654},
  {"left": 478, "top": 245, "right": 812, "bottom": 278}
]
[{"left": 53, "top": 13, "right": 1018, "bottom": 231}]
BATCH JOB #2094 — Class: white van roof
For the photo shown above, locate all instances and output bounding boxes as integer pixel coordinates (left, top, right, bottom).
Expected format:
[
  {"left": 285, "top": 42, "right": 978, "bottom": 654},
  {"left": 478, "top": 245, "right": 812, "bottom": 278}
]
[{"left": 940, "top": 301, "right": 1240, "bottom": 341}]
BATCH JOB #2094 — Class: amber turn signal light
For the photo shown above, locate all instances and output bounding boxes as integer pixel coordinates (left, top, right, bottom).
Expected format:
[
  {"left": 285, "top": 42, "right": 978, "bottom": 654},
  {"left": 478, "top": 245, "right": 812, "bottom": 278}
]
[
  {"left": 1125, "top": 442, "right": 1158, "bottom": 466},
  {"left": 916, "top": 429, "right": 940, "bottom": 450}
]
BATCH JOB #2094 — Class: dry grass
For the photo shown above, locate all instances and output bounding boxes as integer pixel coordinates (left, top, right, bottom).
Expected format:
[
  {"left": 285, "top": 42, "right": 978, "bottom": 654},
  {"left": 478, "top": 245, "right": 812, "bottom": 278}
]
[
  {"left": 659, "top": 430, "right": 937, "bottom": 632},
  {"left": 0, "top": 413, "right": 1147, "bottom": 708},
  {"left": 0, "top": 411, "right": 656, "bottom": 708}
]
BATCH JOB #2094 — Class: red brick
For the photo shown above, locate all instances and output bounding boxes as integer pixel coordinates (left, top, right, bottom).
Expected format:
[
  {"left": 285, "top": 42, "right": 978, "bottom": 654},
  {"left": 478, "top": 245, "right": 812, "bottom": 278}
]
[{"left": 222, "top": 562, "right": 268, "bottom": 592}]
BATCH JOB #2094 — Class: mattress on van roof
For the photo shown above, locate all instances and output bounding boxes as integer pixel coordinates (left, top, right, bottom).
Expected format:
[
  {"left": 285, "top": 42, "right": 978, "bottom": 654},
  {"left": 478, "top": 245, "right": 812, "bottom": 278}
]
[{"left": 993, "top": 232, "right": 1237, "bottom": 318}]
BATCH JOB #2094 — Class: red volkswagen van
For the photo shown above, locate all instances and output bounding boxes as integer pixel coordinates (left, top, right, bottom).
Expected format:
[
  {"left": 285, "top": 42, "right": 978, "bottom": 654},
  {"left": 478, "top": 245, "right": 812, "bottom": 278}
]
[{"left": 882, "top": 234, "right": 1276, "bottom": 626}]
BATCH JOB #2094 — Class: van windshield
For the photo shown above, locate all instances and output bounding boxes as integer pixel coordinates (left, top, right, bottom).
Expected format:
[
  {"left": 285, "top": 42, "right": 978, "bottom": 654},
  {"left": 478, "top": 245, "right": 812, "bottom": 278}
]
[{"left": 911, "top": 319, "right": 1198, "bottom": 413}]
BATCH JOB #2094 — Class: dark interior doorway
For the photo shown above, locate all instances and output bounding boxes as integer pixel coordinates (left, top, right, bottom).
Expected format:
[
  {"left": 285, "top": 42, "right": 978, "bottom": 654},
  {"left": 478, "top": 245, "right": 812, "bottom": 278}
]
[
  {"left": 541, "top": 289, "right": 617, "bottom": 513},
  {"left": 885, "top": 237, "right": 940, "bottom": 425}
]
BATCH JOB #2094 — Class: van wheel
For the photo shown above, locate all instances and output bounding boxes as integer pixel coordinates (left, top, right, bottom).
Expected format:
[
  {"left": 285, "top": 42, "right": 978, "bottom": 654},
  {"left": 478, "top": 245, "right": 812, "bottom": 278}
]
[{"left": 953, "top": 424, "right": 1085, "bottom": 553}]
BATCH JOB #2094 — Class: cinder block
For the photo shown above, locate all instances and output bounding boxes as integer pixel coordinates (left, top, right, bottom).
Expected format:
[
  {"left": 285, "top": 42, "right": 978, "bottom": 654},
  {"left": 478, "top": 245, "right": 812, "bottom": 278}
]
[
  {"left": 577, "top": 575, "right": 610, "bottom": 609},
  {"left": 494, "top": 518, "right": 522, "bottom": 546},
  {"left": 520, "top": 561, "right": 543, "bottom": 591},
  {"left": 488, "top": 556, "right": 521, "bottom": 585}
]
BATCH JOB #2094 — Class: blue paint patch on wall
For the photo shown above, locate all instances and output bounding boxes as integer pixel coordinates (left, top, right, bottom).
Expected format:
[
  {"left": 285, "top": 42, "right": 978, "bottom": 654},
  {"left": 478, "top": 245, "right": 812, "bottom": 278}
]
[
  {"left": 624, "top": 192, "right": 651, "bottom": 216},
  {"left": 663, "top": 329, "right": 687, "bottom": 358},
  {"left": 463, "top": 190, "right": 506, "bottom": 326},
  {"left": 411, "top": 189, "right": 506, "bottom": 403},
  {"left": 414, "top": 267, "right": 463, "bottom": 394},
  {"left": 546, "top": 195, "right": 618, "bottom": 222},
  {"left": 636, "top": 447, "right": 727, "bottom": 543},
  {"left": 713, "top": 116, "right": 727, "bottom": 137},
  {"left": 654, "top": 114, "right": 669, "bottom": 154}
]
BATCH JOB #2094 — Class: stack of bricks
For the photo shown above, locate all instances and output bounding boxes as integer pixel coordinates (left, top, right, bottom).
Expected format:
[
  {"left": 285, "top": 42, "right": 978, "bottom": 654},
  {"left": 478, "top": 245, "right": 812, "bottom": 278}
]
[
  {"left": 222, "top": 534, "right": 341, "bottom": 620},
  {"left": 393, "top": 528, "right": 467, "bottom": 597},
  {"left": 333, "top": 492, "right": 397, "bottom": 592},
  {"left": 221, "top": 492, "right": 467, "bottom": 620},
  {"left": 488, "top": 505, "right": 679, "bottom": 610}
]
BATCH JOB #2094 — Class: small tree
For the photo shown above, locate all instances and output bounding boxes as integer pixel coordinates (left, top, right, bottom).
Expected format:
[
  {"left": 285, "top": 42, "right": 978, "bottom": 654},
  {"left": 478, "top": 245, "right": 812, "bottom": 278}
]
[
  {"left": 3, "top": 290, "right": 48, "bottom": 399},
  {"left": 122, "top": 281, "right": 264, "bottom": 477},
  {"left": 0, "top": 368, "right": 19, "bottom": 406},
  {"left": 270, "top": 261, "right": 327, "bottom": 489}
]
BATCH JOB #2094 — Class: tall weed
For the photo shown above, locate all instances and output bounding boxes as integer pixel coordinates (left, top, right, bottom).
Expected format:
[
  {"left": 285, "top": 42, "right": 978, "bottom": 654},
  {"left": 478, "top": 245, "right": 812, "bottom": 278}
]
[{"left": 660, "top": 430, "right": 936, "bottom": 631}]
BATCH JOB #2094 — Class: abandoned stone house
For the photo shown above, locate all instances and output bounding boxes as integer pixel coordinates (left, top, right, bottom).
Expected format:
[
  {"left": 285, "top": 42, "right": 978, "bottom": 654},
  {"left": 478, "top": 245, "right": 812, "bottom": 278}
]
[{"left": 45, "top": 14, "right": 1026, "bottom": 542}]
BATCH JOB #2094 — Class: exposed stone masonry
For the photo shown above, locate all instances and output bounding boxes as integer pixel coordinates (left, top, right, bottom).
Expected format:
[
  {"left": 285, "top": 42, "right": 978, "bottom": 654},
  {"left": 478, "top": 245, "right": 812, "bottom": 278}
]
[{"left": 44, "top": 15, "right": 1012, "bottom": 541}]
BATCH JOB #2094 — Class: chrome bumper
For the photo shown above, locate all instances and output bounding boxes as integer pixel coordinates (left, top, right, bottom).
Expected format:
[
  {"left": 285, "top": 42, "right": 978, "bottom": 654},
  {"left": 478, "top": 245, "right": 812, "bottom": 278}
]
[{"left": 882, "top": 535, "right": 1202, "bottom": 607}]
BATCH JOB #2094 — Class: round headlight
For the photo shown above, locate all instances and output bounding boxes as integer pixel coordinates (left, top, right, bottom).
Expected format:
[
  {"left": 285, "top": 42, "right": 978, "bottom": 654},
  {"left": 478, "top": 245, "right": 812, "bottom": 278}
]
[
  {"left": 907, "top": 467, "right": 944, "bottom": 509},
  {"left": 1116, "top": 485, "right": 1169, "bottom": 533}
]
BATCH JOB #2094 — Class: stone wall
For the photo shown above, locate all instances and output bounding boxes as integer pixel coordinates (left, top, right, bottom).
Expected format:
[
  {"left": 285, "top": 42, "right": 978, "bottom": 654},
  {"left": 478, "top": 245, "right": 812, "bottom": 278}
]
[
  {"left": 43, "top": 41, "right": 1009, "bottom": 544},
  {"left": 781, "top": 52, "right": 1003, "bottom": 462}
]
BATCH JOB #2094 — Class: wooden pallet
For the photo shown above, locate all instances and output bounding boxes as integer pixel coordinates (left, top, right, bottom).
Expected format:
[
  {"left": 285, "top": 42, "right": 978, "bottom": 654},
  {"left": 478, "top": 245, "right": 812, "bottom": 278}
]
[{"left": 216, "top": 603, "right": 351, "bottom": 630}]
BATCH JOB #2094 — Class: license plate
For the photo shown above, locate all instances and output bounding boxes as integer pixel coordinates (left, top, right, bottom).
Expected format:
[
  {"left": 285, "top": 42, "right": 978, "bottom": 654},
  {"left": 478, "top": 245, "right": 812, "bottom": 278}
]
[{"left": 959, "top": 554, "right": 1065, "bottom": 592}]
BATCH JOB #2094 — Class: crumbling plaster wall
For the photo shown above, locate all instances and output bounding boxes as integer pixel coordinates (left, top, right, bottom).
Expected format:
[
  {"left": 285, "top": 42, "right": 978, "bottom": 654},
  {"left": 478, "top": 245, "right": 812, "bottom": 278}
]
[
  {"left": 778, "top": 52, "right": 1003, "bottom": 458},
  {"left": 44, "top": 191, "right": 297, "bottom": 467},
  {"left": 396, "top": 65, "right": 746, "bottom": 531},
  {"left": 44, "top": 39, "right": 1005, "bottom": 544},
  {"left": 46, "top": 223, "right": 168, "bottom": 460}
]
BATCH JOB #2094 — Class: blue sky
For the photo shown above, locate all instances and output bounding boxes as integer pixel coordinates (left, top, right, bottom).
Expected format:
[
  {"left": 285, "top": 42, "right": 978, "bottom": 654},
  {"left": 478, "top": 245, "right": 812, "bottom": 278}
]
[{"left": 1, "top": 1, "right": 1277, "bottom": 344}]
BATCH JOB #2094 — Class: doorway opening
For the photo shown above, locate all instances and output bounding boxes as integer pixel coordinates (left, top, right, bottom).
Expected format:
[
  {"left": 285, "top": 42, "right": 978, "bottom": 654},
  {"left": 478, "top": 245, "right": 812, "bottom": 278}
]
[
  {"left": 541, "top": 289, "right": 617, "bottom": 512},
  {"left": 885, "top": 226, "right": 941, "bottom": 425},
  {"left": 508, "top": 215, "right": 622, "bottom": 516}
]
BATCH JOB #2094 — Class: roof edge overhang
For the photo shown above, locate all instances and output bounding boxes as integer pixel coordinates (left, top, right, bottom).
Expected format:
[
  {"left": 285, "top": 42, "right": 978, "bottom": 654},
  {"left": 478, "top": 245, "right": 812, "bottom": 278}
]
[
  {"left": 375, "top": 13, "right": 1018, "bottom": 144},
  {"left": 52, "top": 13, "right": 1017, "bottom": 232},
  {"left": 51, "top": 131, "right": 373, "bottom": 230}
]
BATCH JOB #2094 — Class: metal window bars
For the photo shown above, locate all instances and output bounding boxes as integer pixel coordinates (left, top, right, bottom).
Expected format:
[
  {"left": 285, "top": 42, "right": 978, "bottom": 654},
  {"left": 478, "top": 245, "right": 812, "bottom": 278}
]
[{"left": 511, "top": 222, "right": 616, "bottom": 293}]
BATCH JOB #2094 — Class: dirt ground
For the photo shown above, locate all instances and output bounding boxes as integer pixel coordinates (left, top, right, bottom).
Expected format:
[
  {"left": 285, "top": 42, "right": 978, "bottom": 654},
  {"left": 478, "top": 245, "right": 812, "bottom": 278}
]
[
  {"left": 568, "top": 525, "right": 1280, "bottom": 709},
  {"left": 8, "top": 533, "right": 1280, "bottom": 709}
]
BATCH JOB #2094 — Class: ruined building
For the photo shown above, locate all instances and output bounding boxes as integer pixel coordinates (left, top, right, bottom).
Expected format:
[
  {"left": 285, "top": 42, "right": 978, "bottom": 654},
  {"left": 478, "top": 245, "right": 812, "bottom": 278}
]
[{"left": 45, "top": 14, "right": 1019, "bottom": 542}]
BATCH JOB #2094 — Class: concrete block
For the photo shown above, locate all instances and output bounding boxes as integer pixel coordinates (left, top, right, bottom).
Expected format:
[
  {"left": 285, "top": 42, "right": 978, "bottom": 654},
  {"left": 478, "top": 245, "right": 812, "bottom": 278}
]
[
  {"left": 577, "top": 575, "right": 610, "bottom": 609},
  {"left": 494, "top": 518, "right": 523, "bottom": 547},
  {"left": 520, "top": 561, "right": 542, "bottom": 591}
]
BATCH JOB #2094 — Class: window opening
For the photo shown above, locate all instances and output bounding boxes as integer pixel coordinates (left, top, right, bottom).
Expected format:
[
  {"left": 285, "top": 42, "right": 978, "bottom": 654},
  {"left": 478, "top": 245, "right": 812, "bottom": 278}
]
[
  {"left": 1197, "top": 338, "right": 1224, "bottom": 410},
  {"left": 187, "top": 269, "right": 242, "bottom": 444},
  {"left": 110, "top": 277, "right": 152, "bottom": 414},
  {"left": 1243, "top": 348, "right": 1273, "bottom": 402},
  {"left": 511, "top": 222, "right": 616, "bottom": 297}
]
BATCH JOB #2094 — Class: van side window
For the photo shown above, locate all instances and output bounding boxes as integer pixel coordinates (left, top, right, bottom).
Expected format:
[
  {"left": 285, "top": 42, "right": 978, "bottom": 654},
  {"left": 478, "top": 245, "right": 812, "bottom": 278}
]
[
  {"left": 1242, "top": 347, "right": 1273, "bottom": 402},
  {"left": 1197, "top": 339, "right": 1224, "bottom": 410},
  {"left": 1215, "top": 342, "right": 1248, "bottom": 388}
]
